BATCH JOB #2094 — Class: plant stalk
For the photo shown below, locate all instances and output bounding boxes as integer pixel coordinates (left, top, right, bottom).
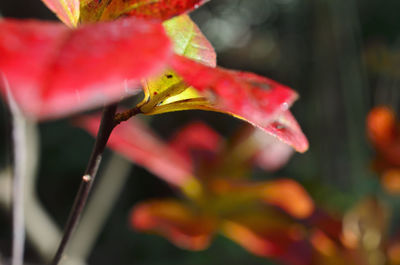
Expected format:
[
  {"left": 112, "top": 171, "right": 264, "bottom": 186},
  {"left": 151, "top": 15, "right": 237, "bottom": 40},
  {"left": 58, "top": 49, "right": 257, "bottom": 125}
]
[
  {"left": 4, "top": 73, "right": 27, "bottom": 265},
  {"left": 114, "top": 106, "right": 141, "bottom": 123},
  {"left": 50, "top": 104, "right": 118, "bottom": 265}
]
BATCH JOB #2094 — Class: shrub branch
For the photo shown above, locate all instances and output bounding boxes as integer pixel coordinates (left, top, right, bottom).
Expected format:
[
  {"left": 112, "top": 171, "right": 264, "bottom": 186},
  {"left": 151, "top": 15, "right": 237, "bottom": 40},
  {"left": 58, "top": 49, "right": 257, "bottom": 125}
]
[{"left": 50, "top": 104, "right": 119, "bottom": 265}]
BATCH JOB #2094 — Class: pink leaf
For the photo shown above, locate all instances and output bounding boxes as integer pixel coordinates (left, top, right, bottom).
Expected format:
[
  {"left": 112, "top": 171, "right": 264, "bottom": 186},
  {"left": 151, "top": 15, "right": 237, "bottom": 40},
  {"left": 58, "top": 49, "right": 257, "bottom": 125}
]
[
  {"left": 169, "top": 55, "right": 309, "bottom": 152},
  {"left": 0, "top": 18, "right": 171, "bottom": 120},
  {"left": 75, "top": 115, "right": 193, "bottom": 187}
]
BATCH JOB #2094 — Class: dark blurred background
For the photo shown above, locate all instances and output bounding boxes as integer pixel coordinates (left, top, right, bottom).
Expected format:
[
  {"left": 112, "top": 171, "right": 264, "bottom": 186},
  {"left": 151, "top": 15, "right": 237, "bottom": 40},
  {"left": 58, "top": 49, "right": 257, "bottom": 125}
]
[{"left": 1, "top": 0, "right": 400, "bottom": 264}]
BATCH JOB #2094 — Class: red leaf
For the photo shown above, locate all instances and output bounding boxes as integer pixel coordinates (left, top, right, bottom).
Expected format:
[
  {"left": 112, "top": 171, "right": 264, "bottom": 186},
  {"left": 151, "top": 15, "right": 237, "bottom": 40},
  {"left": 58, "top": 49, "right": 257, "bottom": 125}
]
[
  {"left": 131, "top": 199, "right": 217, "bottom": 250},
  {"left": 169, "top": 54, "right": 309, "bottom": 153},
  {"left": 263, "top": 110, "right": 309, "bottom": 153},
  {"left": 367, "top": 106, "right": 400, "bottom": 167},
  {"left": 208, "top": 178, "right": 314, "bottom": 219},
  {"left": 0, "top": 18, "right": 171, "bottom": 120},
  {"left": 305, "top": 209, "right": 343, "bottom": 243},
  {"left": 121, "top": 0, "right": 208, "bottom": 20},
  {"left": 381, "top": 169, "right": 400, "bottom": 194},
  {"left": 75, "top": 115, "right": 194, "bottom": 187},
  {"left": 81, "top": 0, "right": 209, "bottom": 22},
  {"left": 222, "top": 213, "right": 313, "bottom": 265},
  {"left": 367, "top": 106, "right": 397, "bottom": 148},
  {"left": 261, "top": 179, "right": 314, "bottom": 219},
  {"left": 169, "top": 121, "right": 221, "bottom": 164}
]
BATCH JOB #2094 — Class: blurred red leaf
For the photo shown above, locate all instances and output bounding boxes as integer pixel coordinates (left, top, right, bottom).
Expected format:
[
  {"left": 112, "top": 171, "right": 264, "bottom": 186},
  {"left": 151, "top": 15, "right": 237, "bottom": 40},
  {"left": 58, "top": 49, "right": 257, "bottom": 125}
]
[
  {"left": 81, "top": 0, "right": 209, "bottom": 23},
  {"left": 381, "top": 169, "right": 400, "bottom": 194},
  {"left": 75, "top": 115, "right": 193, "bottom": 187},
  {"left": 222, "top": 212, "right": 313, "bottom": 265},
  {"left": 309, "top": 230, "right": 337, "bottom": 257},
  {"left": 367, "top": 106, "right": 397, "bottom": 146},
  {"left": 208, "top": 178, "right": 314, "bottom": 219},
  {"left": 367, "top": 106, "right": 400, "bottom": 167},
  {"left": 388, "top": 238, "right": 400, "bottom": 265},
  {"left": 261, "top": 179, "right": 314, "bottom": 219},
  {"left": 306, "top": 209, "right": 343, "bottom": 244},
  {"left": 249, "top": 126, "right": 295, "bottom": 171},
  {"left": 131, "top": 199, "right": 217, "bottom": 250},
  {"left": 170, "top": 54, "right": 309, "bottom": 153},
  {"left": 0, "top": 18, "right": 171, "bottom": 120},
  {"left": 130, "top": 192, "right": 315, "bottom": 265},
  {"left": 169, "top": 121, "right": 221, "bottom": 164}
]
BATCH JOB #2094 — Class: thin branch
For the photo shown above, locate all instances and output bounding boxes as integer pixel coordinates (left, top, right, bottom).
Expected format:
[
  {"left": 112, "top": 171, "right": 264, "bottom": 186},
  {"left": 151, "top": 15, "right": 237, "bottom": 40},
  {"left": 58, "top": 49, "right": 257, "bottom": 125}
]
[
  {"left": 2, "top": 73, "right": 27, "bottom": 265},
  {"left": 67, "top": 154, "right": 131, "bottom": 264},
  {"left": 50, "top": 104, "right": 118, "bottom": 265},
  {"left": 114, "top": 106, "right": 141, "bottom": 123}
]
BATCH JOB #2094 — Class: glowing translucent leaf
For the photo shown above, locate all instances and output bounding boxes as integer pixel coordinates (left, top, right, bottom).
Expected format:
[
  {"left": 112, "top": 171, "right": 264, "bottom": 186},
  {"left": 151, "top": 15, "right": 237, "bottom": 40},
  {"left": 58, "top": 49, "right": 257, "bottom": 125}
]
[
  {"left": 0, "top": 18, "right": 171, "bottom": 120},
  {"left": 169, "top": 55, "right": 309, "bottom": 152},
  {"left": 138, "top": 14, "right": 216, "bottom": 114},
  {"left": 80, "top": 0, "right": 209, "bottom": 23},
  {"left": 75, "top": 115, "right": 193, "bottom": 187},
  {"left": 41, "top": 0, "right": 79, "bottom": 27},
  {"left": 163, "top": 14, "right": 216, "bottom": 66},
  {"left": 131, "top": 199, "right": 217, "bottom": 250}
]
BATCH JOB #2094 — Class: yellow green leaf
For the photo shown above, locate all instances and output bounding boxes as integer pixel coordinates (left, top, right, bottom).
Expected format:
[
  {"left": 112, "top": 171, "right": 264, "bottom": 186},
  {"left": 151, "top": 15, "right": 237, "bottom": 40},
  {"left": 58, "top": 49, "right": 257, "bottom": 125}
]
[
  {"left": 163, "top": 14, "right": 216, "bottom": 66},
  {"left": 138, "top": 14, "right": 216, "bottom": 115},
  {"left": 41, "top": 0, "right": 80, "bottom": 27}
]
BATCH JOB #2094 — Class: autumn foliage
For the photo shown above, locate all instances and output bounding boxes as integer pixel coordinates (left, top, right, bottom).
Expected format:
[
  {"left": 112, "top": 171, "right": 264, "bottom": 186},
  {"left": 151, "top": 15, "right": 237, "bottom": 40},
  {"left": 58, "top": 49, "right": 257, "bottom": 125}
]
[
  {"left": 367, "top": 106, "right": 400, "bottom": 194},
  {"left": 0, "top": 0, "right": 318, "bottom": 264}
]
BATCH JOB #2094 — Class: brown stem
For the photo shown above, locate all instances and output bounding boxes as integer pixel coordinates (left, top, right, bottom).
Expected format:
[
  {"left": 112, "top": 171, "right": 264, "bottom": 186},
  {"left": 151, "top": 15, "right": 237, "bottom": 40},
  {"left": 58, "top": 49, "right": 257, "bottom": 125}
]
[
  {"left": 114, "top": 106, "right": 141, "bottom": 123},
  {"left": 50, "top": 104, "right": 118, "bottom": 265}
]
